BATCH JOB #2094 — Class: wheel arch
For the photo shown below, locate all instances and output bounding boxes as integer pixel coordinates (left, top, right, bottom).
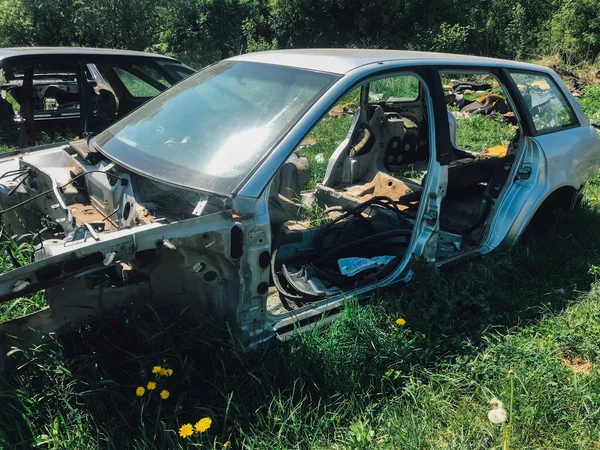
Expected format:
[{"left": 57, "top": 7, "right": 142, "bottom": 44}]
[{"left": 518, "top": 184, "right": 581, "bottom": 238}]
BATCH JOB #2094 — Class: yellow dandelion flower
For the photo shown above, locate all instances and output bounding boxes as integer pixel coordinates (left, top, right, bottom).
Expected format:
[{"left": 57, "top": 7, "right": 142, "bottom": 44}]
[
  {"left": 152, "top": 366, "right": 162, "bottom": 374},
  {"left": 395, "top": 317, "right": 406, "bottom": 326},
  {"left": 166, "top": 368, "right": 173, "bottom": 376},
  {"left": 194, "top": 417, "right": 212, "bottom": 433},
  {"left": 147, "top": 381, "right": 157, "bottom": 390},
  {"left": 591, "top": 197, "right": 597, "bottom": 201},
  {"left": 160, "top": 389, "right": 170, "bottom": 400},
  {"left": 159, "top": 368, "right": 168, "bottom": 376},
  {"left": 179, "top": 423, "right": 194, "bottom": 438},
  {"left": 135, "top": 386, "right": 145, "bottom": 396}
]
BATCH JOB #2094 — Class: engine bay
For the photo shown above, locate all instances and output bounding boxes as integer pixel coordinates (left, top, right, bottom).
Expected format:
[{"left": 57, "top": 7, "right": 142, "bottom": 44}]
[{"left": 0, "top": 139, "right": 231, "bottom": 262}]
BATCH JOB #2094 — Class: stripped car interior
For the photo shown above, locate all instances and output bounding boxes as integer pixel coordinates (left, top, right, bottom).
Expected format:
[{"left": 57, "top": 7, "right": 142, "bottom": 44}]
[
  {"left": 0, "top": 50, "right": 597, "bottom": 363},
  {"left": 0, "top": 48, "right": 194, "bottom": 148}
]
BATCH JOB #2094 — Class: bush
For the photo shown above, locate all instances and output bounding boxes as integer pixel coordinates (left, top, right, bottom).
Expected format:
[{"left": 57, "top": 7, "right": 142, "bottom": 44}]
[{"left": 545, "top": 0, "right": 600, "bottom": 64}]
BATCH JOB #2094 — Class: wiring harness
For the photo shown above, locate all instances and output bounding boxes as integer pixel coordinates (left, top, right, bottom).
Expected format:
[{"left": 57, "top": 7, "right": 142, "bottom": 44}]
[{"left": 272, "top": 196, "right": 412, "bottom": 307}]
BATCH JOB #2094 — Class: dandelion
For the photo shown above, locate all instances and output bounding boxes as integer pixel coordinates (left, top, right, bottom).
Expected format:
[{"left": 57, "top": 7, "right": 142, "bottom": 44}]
[
  {"left": 223, "top": 441, "right": 231, "bottom": 448},
  {"left": 160, "top": 389, "right": 170, "bottom": 400},
  {"left": 488, "top": 407, "right": 507, "bottom": 424},
  {"left": 591, "top": 197, "right": 597, "bottom": 201},
  {"left": 135, "top": 386, "right": 145, "bottom": 397},
  {"left": 179, "top": 423, "right": 194, "bottom": 438},
  {"left": 395, "top": 317, "right": 406, "bottom": 326},
  {"left": 194, "top": 417, "right": 212, "bottom": 433},
  {"left": 159, "top": 367, "right": 168, "bottom": 376},
  {"left": 166, "top": 368, "right": 173, "bottom": 377},
  {"left": 147, "top": 381, "right": 157, "bottom": 391},
  {"left": 490, "top": 397, "right": 503, "bottom": 409},
  {"left": 488, "top": 397, "right": 507, "bottom": 425},
  {"left": 152, "top": 365, "right": 163, "bottom": 374}
]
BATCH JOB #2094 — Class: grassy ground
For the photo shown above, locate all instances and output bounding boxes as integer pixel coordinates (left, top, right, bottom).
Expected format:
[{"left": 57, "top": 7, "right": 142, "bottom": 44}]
[
  {"left": 2, "top": 186, "right": 600, "bottom": 449},
  {"left": 0, "top": 75, "right": 600, "bottom": 449}
]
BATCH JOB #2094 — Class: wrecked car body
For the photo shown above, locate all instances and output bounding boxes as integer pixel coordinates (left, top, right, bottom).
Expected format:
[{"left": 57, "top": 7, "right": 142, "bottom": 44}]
[
  {"left": 0, "top": 49, "right": 598, "bottom": 362},
  {"left": 0, "top": 47, "right": 194, "bottom": 148}
]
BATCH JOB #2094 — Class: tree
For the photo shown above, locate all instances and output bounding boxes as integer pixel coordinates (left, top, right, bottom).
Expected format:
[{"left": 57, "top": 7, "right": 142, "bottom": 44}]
[{"left": 0, "top": 0, "right": 34, "bottom": 46}]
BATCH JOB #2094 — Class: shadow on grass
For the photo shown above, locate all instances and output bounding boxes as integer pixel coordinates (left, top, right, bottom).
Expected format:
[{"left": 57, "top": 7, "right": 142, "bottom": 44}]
[{"left": 2, "top": 203, "right": 600, "bottom": 449}]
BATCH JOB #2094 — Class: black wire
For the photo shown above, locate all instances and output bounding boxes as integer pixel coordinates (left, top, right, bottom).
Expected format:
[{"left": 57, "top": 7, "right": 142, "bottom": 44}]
[
  {"left": 314, "top": 196, "right": 404, "bottom": 251},
  {"left": 7, "top": 171, "right": 31, "bottom": 196},
  {"left": 270, "top": 248, "right": 308, "bottom": 305},
  {"left": 316, "top": 229, "right": 411, "bottom": 264},
  {"left": 268, "top": 196, "right": 414, "bottom": 303},
  {"left": 0, "top": 170, "right": 126, "bottom": 216},
  {"left": 101, "top": 204, "right": 120, "bottom": 222},
  {"left": 0, "top": 169, "right": 29, "bottom": 180}
]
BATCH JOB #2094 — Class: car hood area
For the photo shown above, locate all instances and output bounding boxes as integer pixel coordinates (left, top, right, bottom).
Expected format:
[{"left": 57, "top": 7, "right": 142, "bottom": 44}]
[{"left": 0, "top": 140, "right": 245, "bottom": 365}]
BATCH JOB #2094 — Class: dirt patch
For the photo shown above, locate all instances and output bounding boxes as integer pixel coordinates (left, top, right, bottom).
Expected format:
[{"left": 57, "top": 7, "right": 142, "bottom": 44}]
[
  {"left": 560, "top": 354, "right": 593, "bottom": 374},
  {"left": 329, "top": 103, "right": 355, "bottom": 117},
  {"left": 299, "top": 138, "right": 317, "bottom": 147}
]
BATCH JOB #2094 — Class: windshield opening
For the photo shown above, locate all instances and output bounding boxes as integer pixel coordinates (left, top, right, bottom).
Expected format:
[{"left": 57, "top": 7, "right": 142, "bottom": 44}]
[{"left": 94, "top": 61, "right": 339, "bottom": 195}]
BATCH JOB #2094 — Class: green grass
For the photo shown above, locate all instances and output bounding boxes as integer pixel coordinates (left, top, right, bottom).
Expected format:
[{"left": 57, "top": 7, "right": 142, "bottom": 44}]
[
  {"left": 578, "top": 83, "right": 600, "bottom": 126},
  {"left": 296, "top": 89, "right": 359, "bottom": 190},
  {"left": 0, "top": 79, "right": 600, "bottom": 450},
  {"left": 297, "top": 114, "right": 354, "bottom": 190},
  {"left": 455, "top": 114, "right": 517, "bottom": 152},
  {"left": 0, "top": 128, "right": 78, "bottom": 154},
  {"left": 0, "top": 233, "right": 46, "bottom": 323},
  {"left": 3, "top": 185, "right": 600, "bottom": 448}
]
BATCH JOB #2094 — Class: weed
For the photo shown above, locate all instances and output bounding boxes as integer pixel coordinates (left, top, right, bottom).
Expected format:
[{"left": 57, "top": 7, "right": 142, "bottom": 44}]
[{"left": 298, "top": 200, "right": 331, "bottom": 227}]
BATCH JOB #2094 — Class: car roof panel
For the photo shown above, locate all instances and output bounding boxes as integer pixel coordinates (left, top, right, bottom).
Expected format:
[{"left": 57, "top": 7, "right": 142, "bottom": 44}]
[
  {"left": 229, "top": 49, "right": 551, "bottom": 75},
  {"left": 0, "top": 47, "right": 180, "bottom": 63}
]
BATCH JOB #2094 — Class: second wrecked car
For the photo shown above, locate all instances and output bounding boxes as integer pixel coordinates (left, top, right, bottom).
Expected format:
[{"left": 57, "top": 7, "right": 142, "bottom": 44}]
[{"left": 0, "top": 49, "right": 598, "bottom": 360}]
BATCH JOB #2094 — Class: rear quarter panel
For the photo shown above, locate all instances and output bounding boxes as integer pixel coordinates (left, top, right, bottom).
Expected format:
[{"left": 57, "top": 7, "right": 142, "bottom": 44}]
[{"left": 536, "top": 124, "right": 600, "bottom": 190}]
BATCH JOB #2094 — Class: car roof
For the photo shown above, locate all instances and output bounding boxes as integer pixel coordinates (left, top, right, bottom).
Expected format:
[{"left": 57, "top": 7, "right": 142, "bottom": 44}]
[
  {"left": 0, "top": 47, "right": 180, "bottom": 63},
  {"left": 229, "top": 48, "right": 549, "bottom": 75}
]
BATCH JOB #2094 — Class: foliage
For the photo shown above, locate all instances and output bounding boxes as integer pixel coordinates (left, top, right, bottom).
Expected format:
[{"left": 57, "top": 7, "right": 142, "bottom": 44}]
[
  {"left": 545, "top": 0, "right": 600, "bottom": 65},
  {"left": 242, "top": 18, "right": 278, "bottom": 53},
  {"left": 430, "top": 23, "right": 473, "bottom": 54},
  {"left": 455, "top": 114, "right": 517, "bottom": 153},
  {"left": 579, "top": 83, "right": 600, "bottom": 125},
  {"left": 0, "top": 0, "right": 598, "bottom": 68},
  {"left": 0, "top": 0, "right": 33, "bottom": 47}
]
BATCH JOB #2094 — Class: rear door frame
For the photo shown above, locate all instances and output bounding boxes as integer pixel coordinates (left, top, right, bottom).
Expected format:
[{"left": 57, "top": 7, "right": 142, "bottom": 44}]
[{"left": 0, "top": 54, "right": 88, "bottom": 148}]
